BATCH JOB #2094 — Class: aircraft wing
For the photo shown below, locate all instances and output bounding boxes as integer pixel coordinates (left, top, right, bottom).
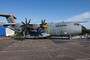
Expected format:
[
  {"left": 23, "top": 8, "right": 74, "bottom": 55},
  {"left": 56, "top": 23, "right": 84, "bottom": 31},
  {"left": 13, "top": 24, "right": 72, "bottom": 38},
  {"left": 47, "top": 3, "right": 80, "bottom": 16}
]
[
  {"left": 0, "top": 22, "right": 16, "bottom": 26},
  {"left": 68, "top": 21, "right": 88, "bottom": 23},
  {"left": 75, "top": 21, "right": 88, "bottom": 23}
]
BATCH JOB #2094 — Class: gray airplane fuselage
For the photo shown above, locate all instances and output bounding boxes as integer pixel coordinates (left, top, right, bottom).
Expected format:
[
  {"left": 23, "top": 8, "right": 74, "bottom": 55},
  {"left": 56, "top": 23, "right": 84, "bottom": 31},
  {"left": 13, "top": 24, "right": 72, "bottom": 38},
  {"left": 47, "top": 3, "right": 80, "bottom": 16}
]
[{"left": 13, "top": 22, "right": 83, "bottom": 36}]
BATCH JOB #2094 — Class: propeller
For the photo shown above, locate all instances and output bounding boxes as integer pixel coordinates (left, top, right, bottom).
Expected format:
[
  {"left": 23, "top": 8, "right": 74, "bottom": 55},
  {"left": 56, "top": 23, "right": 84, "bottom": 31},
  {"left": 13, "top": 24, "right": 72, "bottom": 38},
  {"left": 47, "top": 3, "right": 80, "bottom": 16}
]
[
  {"left": 20, "top": 18, "right": 33, "bottom": 36},
  {"left": 37, "top": 19, "right": 47, "bottom": 33},
  {"left": 41, "top": 19, "right": 47, "bottom": 28}
]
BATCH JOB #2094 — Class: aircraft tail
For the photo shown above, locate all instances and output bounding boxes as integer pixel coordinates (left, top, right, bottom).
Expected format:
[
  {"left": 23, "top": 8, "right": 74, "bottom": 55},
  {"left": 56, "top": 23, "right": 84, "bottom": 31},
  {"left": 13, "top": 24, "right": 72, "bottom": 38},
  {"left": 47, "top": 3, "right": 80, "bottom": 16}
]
[{"left": 0, "top": 13, "right": 16, "bottom": 23}]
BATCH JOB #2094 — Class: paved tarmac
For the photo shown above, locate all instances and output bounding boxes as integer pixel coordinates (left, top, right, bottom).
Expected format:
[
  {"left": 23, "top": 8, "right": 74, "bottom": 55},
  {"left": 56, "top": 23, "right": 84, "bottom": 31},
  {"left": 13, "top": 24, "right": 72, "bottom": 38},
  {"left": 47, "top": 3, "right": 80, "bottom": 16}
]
[{"left": 0, "top": 38, "right": 90, "bottom": 60}]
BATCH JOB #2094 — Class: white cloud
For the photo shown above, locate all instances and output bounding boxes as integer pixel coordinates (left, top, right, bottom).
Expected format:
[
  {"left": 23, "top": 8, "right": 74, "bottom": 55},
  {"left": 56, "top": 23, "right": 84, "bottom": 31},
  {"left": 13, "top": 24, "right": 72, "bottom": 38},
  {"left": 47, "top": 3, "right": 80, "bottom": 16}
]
[
  {"left": 67, "top": 12, "right": 90, "bottom": 29},
  {"left": 67, "top": 12, "right": 90, "bottom": 21}
]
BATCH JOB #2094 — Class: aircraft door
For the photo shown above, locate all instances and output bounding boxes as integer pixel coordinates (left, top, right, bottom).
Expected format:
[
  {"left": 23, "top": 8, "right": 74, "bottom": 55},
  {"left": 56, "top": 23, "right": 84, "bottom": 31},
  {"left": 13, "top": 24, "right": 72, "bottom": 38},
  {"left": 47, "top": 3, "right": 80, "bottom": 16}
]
[{"left": 56, "top": 31, "right": 60, "bottom": 35}]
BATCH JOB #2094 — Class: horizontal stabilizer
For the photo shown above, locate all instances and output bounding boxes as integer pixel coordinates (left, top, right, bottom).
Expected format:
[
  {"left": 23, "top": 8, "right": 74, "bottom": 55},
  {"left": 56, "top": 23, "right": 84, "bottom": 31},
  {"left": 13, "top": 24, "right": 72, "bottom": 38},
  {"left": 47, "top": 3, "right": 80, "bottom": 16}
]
[
  {"left": 0, "top": 13, "right": 16, "bottom": 23},
  {"left": 0, "top": 14, "right": 17, "bottom": 19}
]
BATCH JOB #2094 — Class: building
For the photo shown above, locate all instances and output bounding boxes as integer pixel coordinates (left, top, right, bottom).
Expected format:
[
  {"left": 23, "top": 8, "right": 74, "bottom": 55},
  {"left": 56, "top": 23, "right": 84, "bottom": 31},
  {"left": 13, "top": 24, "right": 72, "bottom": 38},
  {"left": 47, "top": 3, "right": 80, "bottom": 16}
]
[
  {"left": 0, "top": 25, "right": 6, "bottom": 36},
  {"left": 0, "top": 25, "right": 15, "bottom": 36}
]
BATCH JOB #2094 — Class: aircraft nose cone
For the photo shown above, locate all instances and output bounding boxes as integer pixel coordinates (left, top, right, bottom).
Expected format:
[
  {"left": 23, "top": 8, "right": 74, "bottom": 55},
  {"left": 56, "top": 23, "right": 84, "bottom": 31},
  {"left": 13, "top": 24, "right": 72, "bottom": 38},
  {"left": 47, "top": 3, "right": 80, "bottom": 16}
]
[{"left": 82, "top": 26, "right": 86, "bottom": 33}]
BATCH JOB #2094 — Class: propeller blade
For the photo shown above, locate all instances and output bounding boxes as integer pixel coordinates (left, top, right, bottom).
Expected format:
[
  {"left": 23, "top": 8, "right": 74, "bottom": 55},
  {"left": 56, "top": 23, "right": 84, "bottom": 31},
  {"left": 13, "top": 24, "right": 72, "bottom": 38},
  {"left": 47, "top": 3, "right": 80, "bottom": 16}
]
[
  {"left": 41, "top": 19, "right": 43, "bottom": 24},
  {"left": 25, "top": 28, "right": 27, "bottom": 35},
  {"left": 45, "top": 23, "right": 47, "bottom": 25},
  {"left": 25, "top": 18, "right": 27, "bottom": 24},
  {"left": 28, "top": 19, "right": 31, "bottom": 24},
  {"left": 44, "top": 19, "right": 46, "bottom": 23},
  {"left": 22, "top": 21, "right": 25, "bottom": 25}
]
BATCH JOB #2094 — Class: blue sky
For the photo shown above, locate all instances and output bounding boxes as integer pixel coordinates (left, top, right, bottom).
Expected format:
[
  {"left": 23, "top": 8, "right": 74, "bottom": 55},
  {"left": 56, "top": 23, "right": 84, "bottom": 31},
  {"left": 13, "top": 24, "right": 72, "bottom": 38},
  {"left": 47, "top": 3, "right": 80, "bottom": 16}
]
[{"left": 0, "top": 0, "right": 90, "bottom": 28}]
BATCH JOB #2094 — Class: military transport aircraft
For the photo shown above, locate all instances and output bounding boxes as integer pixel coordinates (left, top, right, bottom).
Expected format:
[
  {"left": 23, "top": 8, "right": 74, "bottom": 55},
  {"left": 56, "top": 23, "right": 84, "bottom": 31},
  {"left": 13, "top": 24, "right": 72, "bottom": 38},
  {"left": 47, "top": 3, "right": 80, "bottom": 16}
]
[{"left": 0, "top": 13, "right": 86, "bottom": 38}]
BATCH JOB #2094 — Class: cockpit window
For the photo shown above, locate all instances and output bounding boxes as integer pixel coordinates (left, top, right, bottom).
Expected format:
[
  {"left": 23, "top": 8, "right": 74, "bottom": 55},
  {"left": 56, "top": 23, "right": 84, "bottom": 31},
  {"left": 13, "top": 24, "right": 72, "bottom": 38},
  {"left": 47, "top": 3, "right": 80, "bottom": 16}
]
[
  {"left": 74, "top": 23, "right": 80, "bottom": 25},
  {"left": 77, "top": 23, "right": 80, "bottom": 25}
]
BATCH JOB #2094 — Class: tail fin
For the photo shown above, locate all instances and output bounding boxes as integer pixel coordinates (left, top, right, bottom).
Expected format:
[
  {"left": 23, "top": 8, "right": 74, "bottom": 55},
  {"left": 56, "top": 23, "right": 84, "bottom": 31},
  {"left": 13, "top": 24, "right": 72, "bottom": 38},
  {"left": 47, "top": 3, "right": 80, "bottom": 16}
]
[{"left": 0, "top": 13, "right": 16, "bottom": 23}]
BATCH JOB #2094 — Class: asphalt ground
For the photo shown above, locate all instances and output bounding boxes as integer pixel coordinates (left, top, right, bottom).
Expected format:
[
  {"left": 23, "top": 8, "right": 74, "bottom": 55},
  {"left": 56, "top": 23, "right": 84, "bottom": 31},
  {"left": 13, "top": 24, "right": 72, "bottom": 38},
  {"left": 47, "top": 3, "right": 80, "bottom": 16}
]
[{"left": 0, "top": 38, "right": 90, "bottom": 60}]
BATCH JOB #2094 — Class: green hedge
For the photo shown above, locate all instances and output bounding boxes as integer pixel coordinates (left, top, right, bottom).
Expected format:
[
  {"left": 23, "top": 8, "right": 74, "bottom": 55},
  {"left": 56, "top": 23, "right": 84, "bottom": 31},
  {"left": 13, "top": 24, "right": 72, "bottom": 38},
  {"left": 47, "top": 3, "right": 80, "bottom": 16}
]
[{"left": 85, "top": 29, "right": 90, "bottom": 34}]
